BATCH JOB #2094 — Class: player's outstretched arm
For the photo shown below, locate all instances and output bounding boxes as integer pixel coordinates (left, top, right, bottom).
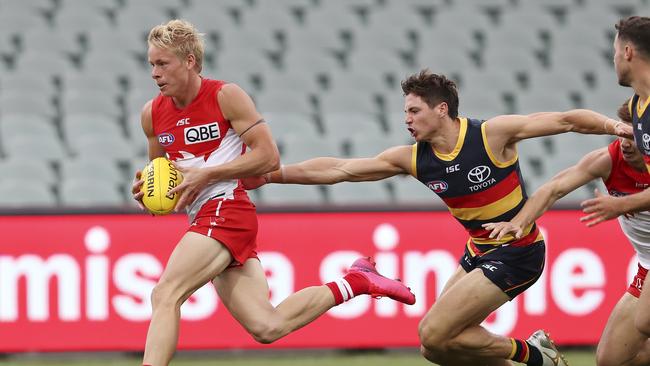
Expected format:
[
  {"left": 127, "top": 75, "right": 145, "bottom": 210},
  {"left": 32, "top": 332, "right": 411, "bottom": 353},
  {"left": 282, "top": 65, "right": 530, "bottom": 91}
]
[
  {"left": 253, "top": 145, "right": 412, "bottom": 187},
  {"left": 486, "top": 109, "right": 631, "bottom": 148},
  {"left": 484, "top": 148, "right": 610, "bottom": 239},
  {"left": 581, "top": 186, "right": 650, "bottom": 227}
]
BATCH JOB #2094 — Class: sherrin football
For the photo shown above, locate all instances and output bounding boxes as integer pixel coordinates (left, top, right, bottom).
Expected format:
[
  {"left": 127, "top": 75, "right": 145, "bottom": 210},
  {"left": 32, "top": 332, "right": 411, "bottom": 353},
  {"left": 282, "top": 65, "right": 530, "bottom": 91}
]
[{"left": 141, "top": 157, "right": 184, "bottom": 215}]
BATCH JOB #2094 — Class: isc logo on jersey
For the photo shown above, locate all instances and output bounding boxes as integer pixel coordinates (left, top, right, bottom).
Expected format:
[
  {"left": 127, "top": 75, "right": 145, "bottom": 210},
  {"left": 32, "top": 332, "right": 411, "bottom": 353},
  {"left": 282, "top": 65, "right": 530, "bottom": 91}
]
[
  {"left": 185, "top": 122, "right": 220, "bottom": 145},
  {"left": 427, "top": 180, "right": 448, "bottom": 193}
]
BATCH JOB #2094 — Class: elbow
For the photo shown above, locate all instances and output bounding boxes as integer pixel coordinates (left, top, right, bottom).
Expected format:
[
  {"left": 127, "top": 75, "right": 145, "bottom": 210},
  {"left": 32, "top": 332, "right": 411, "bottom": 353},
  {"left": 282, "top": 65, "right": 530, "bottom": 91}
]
[
  {"left": 550, "top": 186, "right": 568, "bottom": 202},
  {"left": 538, "top": 184, "right": 564, "bottom": 203},
  {"left": 558, "top": 111, "right": 578, "bottom": 133},
  {"left": 266, "top": 150, "right": 281, "bottom": 172}
]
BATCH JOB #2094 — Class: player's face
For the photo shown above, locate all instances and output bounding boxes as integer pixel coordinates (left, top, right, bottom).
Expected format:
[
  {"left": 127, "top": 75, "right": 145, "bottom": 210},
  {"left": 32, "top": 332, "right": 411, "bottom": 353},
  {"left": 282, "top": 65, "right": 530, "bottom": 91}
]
[
  {"left": 404, "top": 94, "right": 441, "bottom": 142},
  {"left": 614, "top": 34, "right": 632, "bottom": 87},
  {"left": 148, "top": 46, "right": 190, "bottom": 97},
  {"left": 620, "top": 136, "right": 645, "bottom": 169}
]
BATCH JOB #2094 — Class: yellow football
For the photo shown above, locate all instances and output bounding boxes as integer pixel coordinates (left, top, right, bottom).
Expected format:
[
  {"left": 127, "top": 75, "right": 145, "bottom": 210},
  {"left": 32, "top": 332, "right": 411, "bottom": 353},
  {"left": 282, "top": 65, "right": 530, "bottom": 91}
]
[{"left": 141, "top": 157, "right": 183, "bottom": 215}]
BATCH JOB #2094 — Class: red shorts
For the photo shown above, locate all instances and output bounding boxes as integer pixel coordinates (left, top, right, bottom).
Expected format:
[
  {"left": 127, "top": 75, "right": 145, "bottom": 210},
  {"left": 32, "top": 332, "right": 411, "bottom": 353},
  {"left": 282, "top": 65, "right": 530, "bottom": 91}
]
[
  {"left": 627, "top": 263, "right": 648, "bottom": 298},
  {"left": 188, "top": 190, "right": 258, "bottom": 266}
]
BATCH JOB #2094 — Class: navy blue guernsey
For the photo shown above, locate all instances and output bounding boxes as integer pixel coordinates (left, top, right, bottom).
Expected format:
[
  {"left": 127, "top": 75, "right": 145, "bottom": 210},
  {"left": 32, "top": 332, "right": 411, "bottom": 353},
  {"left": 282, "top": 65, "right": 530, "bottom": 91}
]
[
  {"left": 412, "top": 117, "right": 543, "bottom": 256},
  {"left": 630, "top": 95, "right": 650, "bottom": 172}
]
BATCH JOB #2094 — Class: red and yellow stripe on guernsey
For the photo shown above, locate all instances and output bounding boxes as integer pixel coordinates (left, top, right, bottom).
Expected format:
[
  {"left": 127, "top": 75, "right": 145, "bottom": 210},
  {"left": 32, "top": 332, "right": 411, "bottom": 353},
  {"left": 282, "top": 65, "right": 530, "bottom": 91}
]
[
  {"left": 443, "top": 170, "right": 522, "bottom": 222},
  {"left": 466, "top": 226, "right": 543, "bottom": 257}
]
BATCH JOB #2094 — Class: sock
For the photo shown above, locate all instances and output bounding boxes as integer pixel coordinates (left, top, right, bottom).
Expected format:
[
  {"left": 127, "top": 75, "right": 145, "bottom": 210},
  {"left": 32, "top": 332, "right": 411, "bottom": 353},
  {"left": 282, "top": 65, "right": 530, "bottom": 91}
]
[
  {"left": 508, "top": 338, "right": 542, "bottom": 366},
  {"left": 325, "top": 272, "right": 369, "bottom": 305}
]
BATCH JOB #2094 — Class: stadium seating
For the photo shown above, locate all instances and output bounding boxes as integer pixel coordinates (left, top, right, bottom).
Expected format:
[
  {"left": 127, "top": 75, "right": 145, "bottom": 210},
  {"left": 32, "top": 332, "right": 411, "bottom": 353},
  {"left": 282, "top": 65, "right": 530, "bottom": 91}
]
[{"left": 0, "top": 0, "right": 641, "bottom": 208}]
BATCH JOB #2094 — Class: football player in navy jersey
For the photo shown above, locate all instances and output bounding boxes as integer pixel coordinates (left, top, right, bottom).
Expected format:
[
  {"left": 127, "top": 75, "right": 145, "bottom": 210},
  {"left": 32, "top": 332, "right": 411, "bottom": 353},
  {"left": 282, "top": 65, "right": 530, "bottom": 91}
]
[
  {"left": 244, "top": 70, "right": 631, "bottom": 366},
  {"left": 581, "top": 16, "right": 650, "bottom": 225}
]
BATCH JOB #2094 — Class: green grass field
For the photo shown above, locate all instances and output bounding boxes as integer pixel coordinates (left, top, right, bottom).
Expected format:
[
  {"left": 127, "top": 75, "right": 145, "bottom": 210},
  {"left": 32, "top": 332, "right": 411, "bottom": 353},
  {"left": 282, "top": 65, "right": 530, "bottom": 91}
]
[{"left": 1, "top": 349, "right": 596, "bottom": 365}]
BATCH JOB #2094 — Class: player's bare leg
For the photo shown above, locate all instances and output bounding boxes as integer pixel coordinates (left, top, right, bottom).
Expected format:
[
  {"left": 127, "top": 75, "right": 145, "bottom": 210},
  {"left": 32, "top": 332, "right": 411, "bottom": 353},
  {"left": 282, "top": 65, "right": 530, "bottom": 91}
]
[
  {"left": 213, "top": 258, "right": 335, "bottom": 343},
  {"left": 598, "top": 293, "right": 650, "bottom": 366},
  {"left": 635, "top": 279, "right": 650, "bottom": 338},
  {"left": 142, "top": 232, "right": 233, "bottom": 366},
  {"left": 213, "top": 256, "right": 414, "bottom": 343},
  {"left": 421, "top": 346, "right": 512, "bottom": 365},
  {"left": 422, "top": 267, "right": 511, "bottom": 365},
  {"left": 418, "top": 268, "right": 518, "bottom": 364}
]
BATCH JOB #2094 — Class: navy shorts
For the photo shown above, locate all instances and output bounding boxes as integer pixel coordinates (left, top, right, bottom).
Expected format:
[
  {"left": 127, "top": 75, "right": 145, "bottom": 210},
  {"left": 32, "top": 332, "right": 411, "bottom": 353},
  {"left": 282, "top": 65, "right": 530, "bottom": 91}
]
[{"left": 459, "top": 240, "right": 546, "bottom": 299}]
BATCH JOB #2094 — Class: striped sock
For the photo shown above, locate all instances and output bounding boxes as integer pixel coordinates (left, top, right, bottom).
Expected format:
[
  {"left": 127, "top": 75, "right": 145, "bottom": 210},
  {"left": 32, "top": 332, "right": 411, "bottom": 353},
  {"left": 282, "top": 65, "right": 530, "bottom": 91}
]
[
  {"left": 509, "top": 338, "right": 530, "bottom": 363},
  {"left": 508, "top": 338, "right": 542, "bottom": 366},
  {"left": 325, "top": 273, "right": 369, "bottom": 305}
]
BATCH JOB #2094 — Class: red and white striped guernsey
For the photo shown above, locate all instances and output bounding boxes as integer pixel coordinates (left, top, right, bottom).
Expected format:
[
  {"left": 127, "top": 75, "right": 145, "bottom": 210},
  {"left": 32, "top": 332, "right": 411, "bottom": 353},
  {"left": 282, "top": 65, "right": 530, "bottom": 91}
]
[
  {"left": 151, "top": 78, "right": 248, "bottom": 220},
  {"left": 605, "top": 139, "right": 650, "bottom": 268}
]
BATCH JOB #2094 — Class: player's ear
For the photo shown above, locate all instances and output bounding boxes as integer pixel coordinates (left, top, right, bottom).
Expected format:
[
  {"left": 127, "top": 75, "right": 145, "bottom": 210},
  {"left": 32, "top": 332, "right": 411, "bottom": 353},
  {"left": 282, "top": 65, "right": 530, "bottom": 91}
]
[
  {"left": 437, "top": 102, "right": 448, "bottom": 118},
  {"left": 625, "top": 44, "right": 634, "bottom": 61},
  {"left": 186, "top": 53, "right": 196, "bottom": 70}
]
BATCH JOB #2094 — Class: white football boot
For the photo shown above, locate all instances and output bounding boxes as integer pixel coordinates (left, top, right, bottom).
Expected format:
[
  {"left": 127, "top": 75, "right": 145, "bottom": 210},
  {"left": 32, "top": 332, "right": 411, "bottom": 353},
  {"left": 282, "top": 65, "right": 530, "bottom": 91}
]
[{"left": 526, "top": 330, "right": 569, "bottom": 366}]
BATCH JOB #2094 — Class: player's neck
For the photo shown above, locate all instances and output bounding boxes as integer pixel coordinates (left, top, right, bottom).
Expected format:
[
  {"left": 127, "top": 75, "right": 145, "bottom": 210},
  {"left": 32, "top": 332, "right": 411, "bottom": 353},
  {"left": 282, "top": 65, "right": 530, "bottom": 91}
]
[
  {"left": 428, "top": 117, "right": 460, "bottom": 154},
  {"left": 172, "top": 74, "right": 202, "bottom": 109},
  {"left": 631, "top": 64, "right": 650, "bottom": 100}
]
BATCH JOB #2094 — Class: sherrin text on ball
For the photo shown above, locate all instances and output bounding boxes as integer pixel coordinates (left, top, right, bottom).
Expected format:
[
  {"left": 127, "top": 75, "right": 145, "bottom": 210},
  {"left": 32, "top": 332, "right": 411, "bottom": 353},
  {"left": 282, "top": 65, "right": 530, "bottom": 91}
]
[{"left": 141, "top": 157, "right": 183, "bottom": 215}]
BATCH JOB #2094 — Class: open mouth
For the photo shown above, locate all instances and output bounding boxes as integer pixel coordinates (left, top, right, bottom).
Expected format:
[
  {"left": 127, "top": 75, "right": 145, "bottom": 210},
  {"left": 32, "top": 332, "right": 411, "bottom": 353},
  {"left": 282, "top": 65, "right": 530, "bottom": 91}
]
[{"left": 407, "top": 127, "right": 415, "bottom": 136}]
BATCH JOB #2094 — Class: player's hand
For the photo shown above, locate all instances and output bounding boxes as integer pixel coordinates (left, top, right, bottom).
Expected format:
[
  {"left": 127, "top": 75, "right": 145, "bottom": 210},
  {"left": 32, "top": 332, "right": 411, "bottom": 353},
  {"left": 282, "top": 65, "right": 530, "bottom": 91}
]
[
  {"left": 580, "top": 189, "right": 622, "bottom": 227},
  {"left": 168, "top": 165, "right": 210, "bottom": 211},
  {"left": 482, "top": 221, "right": 524, "bottom": 240},
  {"left": 614, "top": 121, "right": 633, "bottom": 139},
  {"left": 241, "top": 175, "right": 268, "bottom": 190},
  {"left": 131, "top": 170, "right": 145, "bottom": 210}
]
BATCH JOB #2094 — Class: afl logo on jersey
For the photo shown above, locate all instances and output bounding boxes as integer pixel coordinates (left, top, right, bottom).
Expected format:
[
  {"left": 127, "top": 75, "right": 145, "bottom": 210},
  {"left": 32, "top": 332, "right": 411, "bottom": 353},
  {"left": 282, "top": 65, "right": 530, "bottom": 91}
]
[
  {"left": 427, "top": 180, "right": 448, "bottom": 193},
  {"left": 158, "top": 133, "right": 175, "bottom": 146},
  {"left": 185, "top": 122, "right": 221, "bottom": 145},
  {"left": 467, "top": 165, "right": 491, "bottom": 183},
  {"left": 643, "top": 133, "right": 650, "bottom": 151}
]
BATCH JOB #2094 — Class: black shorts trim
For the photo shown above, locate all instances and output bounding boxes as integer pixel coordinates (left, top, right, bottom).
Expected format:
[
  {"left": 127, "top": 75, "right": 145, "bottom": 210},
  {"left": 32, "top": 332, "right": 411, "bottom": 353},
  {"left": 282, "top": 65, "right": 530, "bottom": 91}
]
[{"left": 459, "top": 240, "right": 545, "bottom": 298}]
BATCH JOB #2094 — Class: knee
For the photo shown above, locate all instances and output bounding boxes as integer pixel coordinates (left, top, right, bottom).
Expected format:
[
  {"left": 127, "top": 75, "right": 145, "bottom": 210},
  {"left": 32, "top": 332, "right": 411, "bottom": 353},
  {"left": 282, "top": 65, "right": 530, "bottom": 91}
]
[
  {"left": 247, "top": 320, "right": 284, "bottom": 344},
  {"left": 420, "top": 345, "right": 440, "bottom": 364},
  {"left": 150, "top": 281, "right": 183, "bottom": 310},
  {"left": 418, "top": 320, "right": 450, "bottom": 353}
]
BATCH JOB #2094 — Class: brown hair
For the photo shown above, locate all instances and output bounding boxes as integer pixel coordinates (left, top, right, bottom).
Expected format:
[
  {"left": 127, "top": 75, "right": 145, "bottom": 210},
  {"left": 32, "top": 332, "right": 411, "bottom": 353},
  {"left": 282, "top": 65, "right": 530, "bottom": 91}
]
[
  {"left": 401, "top": 70, "right": 459, "bottom": 119},
  {"left": 617, "top": 99, "right": 632, "bottom": 123},
  {"left": 616, "top": 16, "right": 650, "bottom": 58},
  {"left": 148, "top": 19, "right": 204, "bottom": 73}
]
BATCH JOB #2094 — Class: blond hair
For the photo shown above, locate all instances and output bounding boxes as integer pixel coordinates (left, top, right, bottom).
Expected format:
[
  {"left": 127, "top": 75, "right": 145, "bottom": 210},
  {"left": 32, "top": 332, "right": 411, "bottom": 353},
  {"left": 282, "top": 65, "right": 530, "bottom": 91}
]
[{"left": 148, "top": 19, "right": 204, "bottom": 73}]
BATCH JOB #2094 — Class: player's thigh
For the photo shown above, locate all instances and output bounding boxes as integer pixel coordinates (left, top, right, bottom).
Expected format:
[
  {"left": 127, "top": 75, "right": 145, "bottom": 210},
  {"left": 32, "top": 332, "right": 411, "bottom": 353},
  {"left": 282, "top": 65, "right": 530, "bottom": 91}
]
[
  {"left": 157, "top": 232, "right": 234, "bottom": 299},
  {"left": 421, "top": 268, "right": 510, "bottom": 338},
  {"left": 439, "top": 265, "right": 468, "bottom": 297},
  {"left": 597, "top": 293, "right": 645, "bottom": 364},
  {"left": 636, "top": 278, "right": 650, "bottom": 332},
  {"left": 212, "top": 258, "right": 275, "bottom": 327}
]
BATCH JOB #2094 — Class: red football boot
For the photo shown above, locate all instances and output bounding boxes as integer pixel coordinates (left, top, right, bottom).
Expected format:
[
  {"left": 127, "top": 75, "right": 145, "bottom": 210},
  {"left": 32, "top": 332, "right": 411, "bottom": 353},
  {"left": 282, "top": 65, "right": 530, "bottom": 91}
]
[{"left": 348, "top": 257, "right": 416, "bottom": 305}]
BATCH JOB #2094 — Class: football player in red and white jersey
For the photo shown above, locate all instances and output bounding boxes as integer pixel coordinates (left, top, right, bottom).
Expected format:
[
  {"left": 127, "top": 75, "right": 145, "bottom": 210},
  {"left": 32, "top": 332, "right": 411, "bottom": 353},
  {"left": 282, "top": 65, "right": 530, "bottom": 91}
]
[
  {"left": 130, "top": 20, "right": 415, "bottom": 366},
  {"left": 484, "top": 101, "right": 650, "bottom": 366}
]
